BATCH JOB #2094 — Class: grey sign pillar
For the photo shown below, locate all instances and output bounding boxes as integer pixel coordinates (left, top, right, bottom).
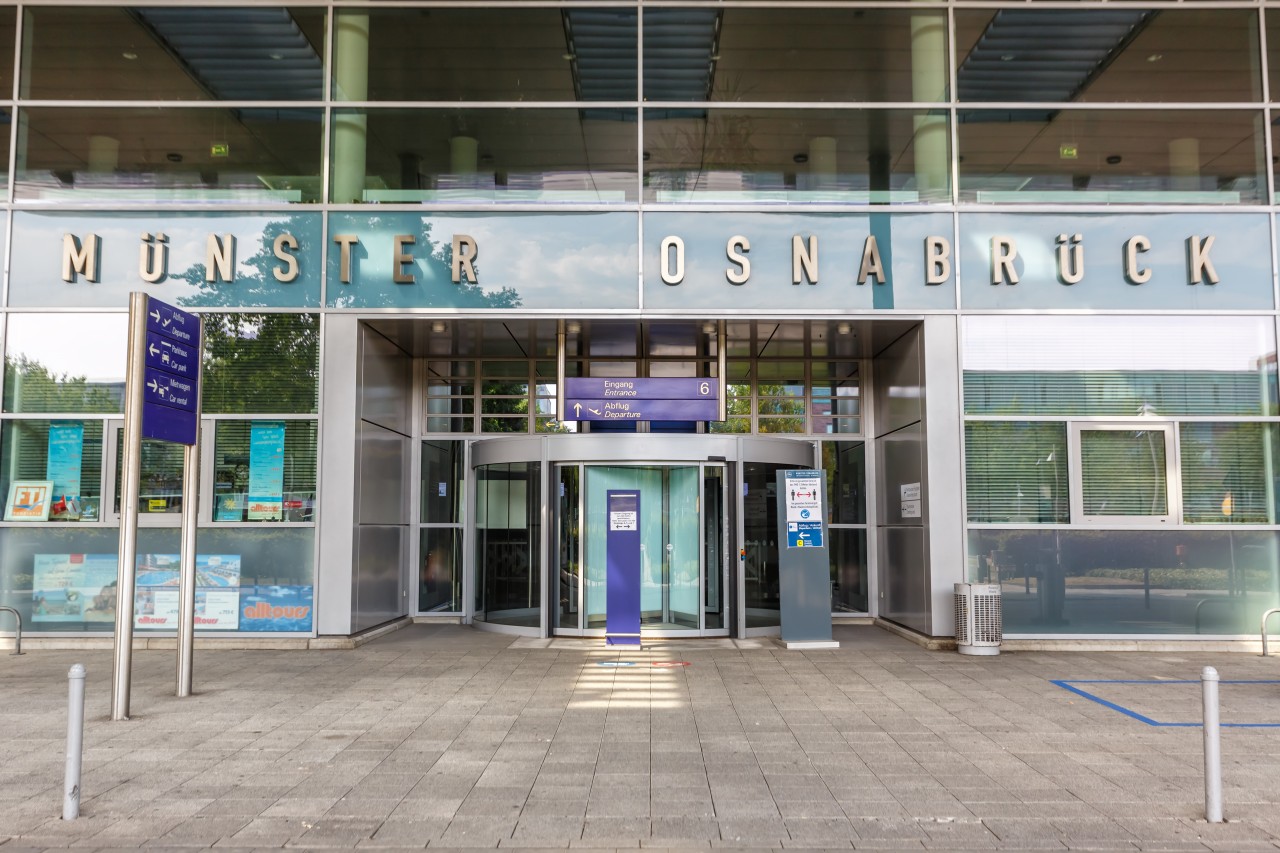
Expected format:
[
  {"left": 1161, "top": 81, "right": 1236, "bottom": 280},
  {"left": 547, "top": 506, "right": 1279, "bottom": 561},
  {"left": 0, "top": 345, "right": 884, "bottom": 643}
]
[{"left": 776, "top": 469, "right": 838, "bottom": 649}]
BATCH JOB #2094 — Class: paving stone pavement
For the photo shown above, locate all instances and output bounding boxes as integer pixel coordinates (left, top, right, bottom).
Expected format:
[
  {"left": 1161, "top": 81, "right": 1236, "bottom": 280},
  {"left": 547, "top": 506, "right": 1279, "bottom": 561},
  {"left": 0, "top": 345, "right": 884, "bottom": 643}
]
[{"left": 1, "top": 624, "right": 1279, "bottom": 851}]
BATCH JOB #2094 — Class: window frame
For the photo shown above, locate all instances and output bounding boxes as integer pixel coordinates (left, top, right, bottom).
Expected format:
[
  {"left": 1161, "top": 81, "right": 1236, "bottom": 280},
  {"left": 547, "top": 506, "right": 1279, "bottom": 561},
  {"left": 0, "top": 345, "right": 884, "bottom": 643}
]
[{"left": 1069, "top": 421, "right": 1180, "bottom": 526}]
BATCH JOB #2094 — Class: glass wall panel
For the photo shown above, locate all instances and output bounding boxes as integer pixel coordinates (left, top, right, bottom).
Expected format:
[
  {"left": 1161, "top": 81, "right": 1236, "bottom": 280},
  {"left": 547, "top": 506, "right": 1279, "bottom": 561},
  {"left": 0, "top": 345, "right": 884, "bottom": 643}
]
[
  {"left": 0, "top": 421, "right": 103, "bottom": 522},
  {"left": 203, "top": 314, "right": 319, "bottom": 415},
  {"left": 965, "top": 423, "right": 1068, "bottom": 524},
  {"left": 743, "top": 461, "right": 783, "bottom": 628},
  {"left": 338, "top": 7, "right": 632, "bottom": 101},
  {"left": 0, "top": 8, "right": 14, "bottom": 96},
  {"left": 16, "top": 108, "right": 324, "bottom": 203},
  {"left": 421, "top": 440, "right": 464, "bottom": 524},
  {"left": 957, "top": 109, "right": 1265, "bottom": 204},
  {"left": 969, "top": 528, "right": 1280, "bottom": 635},
  {"left": 831, "top": 528, "right": 868, "bottom": 613},
  {"left": 963, "top": 316, "right": 1277, "bottom": 417},
  {"left": 420, "top": 527, "right": 462, "bottom": 613},
  {"left": 957, "top": 9, "right": 1261, "bottom": 104},
  {"left": 823, "top": 441, "right": 866, "bottom": 525},
  {"left": 211, "top": 421, "right": 317, "bottom": 523},
  {"left": 5, "top": 315, "right": 127, "bottom": 415},
  {"left": 1181, "top": 423, "right": 1279, "bottom": 525},
  {"left": 114, "top": 433, "right": 184, "bottom": 515},
  {"left": 646, "top": 8, "right": 946, "bottom": 103},
  {"left": 3, "top": 526, "right": 314, "bottom": 634},
  {"left": 474, "top": 461, "right": 541, "bottom": 627},
  {"left": 22, "top": 7, "right": 325, "bottom": 101},
  {"left": 644, "top": 109, "right": 950, "bottom": 204},
  {"left": 330, "top": 108, "right": 637, "bottom": 203},
  {"left": 556, "top": 464, "right": 580, "bottom": 630}
]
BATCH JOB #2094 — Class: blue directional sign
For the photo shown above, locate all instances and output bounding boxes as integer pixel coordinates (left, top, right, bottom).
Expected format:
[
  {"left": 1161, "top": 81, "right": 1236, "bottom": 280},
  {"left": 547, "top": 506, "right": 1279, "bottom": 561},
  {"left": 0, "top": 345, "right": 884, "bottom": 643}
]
[
  {"left": 144, "top": 332, "right": 198, "bottom": 378},
  {"left": 141, "top": 297, "right": 201, "bottom": 445},
  {"left": 566, "top": 398, "right": 719, "bottom": 422},
  {"left": 563, "top": 377, "right": 720, "bottom": 421}
]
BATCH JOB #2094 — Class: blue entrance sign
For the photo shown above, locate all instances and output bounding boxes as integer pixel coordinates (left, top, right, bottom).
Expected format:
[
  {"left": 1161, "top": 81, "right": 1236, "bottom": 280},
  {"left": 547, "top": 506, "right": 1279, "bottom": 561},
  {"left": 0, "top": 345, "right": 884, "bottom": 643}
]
[
  {"left": 605, "top": 490, "right": 641, "bottom": 646},
  {"left": 564, "top": 377, "right": 717, "bottom": 400},
  {"left": 567, "top": 398, "right": 719, "bottom": 422},
  {"left": 564, "top": 377, "right": 720, "bottom": 421},
  {"left": 787, "top": 521, "right": 824, "bottom": 548},
  {"left": 141, "top": 297, "right": 201, "bottom": 445}
]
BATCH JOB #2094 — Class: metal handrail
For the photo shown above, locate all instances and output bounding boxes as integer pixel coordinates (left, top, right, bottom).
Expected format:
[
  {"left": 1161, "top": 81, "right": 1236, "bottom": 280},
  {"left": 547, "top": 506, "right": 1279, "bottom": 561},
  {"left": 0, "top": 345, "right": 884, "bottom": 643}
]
[
  {"left": 1263, "top": 608, "right": 1280, "bottom": 657},
  {"left": 0, "top": 606, "right": 22, "bottom": 655}
]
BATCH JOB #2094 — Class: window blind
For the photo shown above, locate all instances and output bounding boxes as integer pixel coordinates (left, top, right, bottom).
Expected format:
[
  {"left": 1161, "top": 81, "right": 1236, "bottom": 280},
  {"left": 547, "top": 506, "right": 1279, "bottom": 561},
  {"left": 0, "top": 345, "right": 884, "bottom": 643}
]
[{"left": 965, "top": 422, "right": 1068, "bottom": 523}]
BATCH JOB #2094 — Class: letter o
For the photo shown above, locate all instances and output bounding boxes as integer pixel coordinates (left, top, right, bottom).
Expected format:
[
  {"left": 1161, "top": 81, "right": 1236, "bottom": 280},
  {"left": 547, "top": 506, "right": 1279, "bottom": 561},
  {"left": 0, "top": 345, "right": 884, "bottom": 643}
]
[{"left": 660, "top": 236, "right": 685, "bottom": 285}]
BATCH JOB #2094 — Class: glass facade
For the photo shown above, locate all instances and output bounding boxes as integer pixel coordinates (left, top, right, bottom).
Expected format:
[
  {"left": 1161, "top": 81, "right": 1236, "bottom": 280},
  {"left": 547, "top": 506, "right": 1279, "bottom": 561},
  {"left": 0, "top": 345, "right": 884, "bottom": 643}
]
[{"left": 0, "top": 2, "right": 1277, "bottom": 643}]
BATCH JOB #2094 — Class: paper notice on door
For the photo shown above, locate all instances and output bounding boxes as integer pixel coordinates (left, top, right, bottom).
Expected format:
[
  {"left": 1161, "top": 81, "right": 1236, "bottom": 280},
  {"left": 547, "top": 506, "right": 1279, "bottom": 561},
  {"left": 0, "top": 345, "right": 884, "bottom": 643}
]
[
  {"left": 901, "top": 482, "right": 921, "bottom": 518},
  {"left": 610, "top": 510, "right": 637, "bottom": 531}
]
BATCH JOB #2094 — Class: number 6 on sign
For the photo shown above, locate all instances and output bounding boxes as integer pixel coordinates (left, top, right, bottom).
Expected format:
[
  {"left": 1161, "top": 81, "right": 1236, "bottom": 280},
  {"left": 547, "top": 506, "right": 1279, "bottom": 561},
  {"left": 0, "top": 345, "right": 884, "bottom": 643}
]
[{"left": 700, "top": 381, "right": 710, "bottom": 395}]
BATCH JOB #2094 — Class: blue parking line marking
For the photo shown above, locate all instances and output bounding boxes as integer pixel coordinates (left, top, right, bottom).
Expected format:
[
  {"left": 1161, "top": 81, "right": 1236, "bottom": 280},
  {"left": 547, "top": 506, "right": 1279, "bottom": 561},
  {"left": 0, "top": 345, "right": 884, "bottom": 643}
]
[{"left": 1052, "top": 679, "right": 1280, "bottom": 728}]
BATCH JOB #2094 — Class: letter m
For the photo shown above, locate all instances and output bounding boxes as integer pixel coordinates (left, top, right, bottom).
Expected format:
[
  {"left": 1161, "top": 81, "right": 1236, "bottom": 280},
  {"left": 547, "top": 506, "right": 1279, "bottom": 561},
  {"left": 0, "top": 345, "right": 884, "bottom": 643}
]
[{"left": 62, "top": 233, "right": 100, "bottom": 282}]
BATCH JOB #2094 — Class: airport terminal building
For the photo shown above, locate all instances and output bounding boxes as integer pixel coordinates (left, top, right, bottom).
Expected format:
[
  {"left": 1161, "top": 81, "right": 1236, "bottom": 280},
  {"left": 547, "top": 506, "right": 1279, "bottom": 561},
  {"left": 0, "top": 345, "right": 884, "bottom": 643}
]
[{"left": 2, "top": 0, "right": 1279, "bottom": 647}]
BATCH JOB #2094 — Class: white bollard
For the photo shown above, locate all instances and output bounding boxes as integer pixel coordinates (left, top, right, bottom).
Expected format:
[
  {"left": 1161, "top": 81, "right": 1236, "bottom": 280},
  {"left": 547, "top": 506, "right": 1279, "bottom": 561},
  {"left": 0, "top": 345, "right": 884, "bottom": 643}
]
[
  {"left": 64, "top": 664, "right": 85, "bottom": 820},
  {"left": 1202, "top": 666, "right": 1223, "bottom": 823}
]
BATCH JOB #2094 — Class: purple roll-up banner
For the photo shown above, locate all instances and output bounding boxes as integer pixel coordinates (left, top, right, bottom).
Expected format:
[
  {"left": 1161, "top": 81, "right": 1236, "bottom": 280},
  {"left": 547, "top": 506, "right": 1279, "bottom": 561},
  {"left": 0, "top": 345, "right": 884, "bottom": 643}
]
[{"left": 606, "top": 490, "right": 641, "bottom": 646}]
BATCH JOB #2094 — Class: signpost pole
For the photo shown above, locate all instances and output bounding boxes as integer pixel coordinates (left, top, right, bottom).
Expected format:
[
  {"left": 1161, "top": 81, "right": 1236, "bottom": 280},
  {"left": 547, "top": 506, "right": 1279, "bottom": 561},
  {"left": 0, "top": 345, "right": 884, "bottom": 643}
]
[
  {"left": 175, "top": 337, "right": 203, "bottom": 698},
  {"left": 110, "top": 293, "right": 148, "bottom": 721}
]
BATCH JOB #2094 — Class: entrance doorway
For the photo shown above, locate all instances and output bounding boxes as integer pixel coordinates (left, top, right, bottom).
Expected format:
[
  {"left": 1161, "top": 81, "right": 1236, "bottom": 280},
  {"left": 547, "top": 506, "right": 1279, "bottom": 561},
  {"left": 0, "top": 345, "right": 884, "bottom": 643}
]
[{"left": 555, "top": 463, "right": 727, "bottom": 636}]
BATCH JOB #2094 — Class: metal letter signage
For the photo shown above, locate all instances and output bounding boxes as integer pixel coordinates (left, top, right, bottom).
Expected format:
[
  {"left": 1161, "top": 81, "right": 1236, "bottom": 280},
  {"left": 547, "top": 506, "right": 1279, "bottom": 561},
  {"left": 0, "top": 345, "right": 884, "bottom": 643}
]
[
  {"left": 141, "top": 297, "right": 202, "bottom": 446},
  {"left": 563, "top": 377, "right": 719, "bottom": 422},
  {"left": 606, "top": 490, "right": 642, "bottom": 646}
]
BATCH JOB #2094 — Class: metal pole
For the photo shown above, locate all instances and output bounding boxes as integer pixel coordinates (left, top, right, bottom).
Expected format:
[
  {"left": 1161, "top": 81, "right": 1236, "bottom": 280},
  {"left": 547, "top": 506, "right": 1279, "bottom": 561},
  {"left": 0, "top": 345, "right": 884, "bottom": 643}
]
[
  {"left": 111, "top": 292, "right": 147, "bottom": 721},
  {"left": 175, "top": 327, "right": 203, "bottom": 698},
  {"left": 1202, "top": 666, "right": 1223, "bottom": 823},
  {"left": 64, "top": 664, "right": 85, "bottom": 820}
]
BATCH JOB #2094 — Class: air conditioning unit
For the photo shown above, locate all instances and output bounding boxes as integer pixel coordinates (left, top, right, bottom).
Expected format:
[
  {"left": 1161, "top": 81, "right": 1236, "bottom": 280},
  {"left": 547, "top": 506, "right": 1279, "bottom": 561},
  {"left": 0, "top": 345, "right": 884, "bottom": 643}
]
[{"left": 955, "top": 582, "right": 1002, "bottom": 656}]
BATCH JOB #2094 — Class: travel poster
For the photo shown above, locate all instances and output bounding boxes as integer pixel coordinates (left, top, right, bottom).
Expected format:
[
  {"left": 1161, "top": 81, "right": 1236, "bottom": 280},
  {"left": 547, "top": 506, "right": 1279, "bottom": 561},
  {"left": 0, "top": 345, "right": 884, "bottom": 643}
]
[
  {"left": 46, "top": 422, "right": 84, "bottom": 520},
  {"left": 239, "top": 584, "right": 314, "bottom": 632},
  {"left": 31, "top": 553, "right": 118, "bottom": 622},
  {"left": 30, "top": 553, "right": 242, "bottom": 629},
  {"left": 247, "top": 421, "right": 285, "bottom": 521},
  {"left": 134, "top": 554, "right": 241, "bottom": 630},
  {"left": 5, "top": 480, "right": 53, "bottom": 521}
]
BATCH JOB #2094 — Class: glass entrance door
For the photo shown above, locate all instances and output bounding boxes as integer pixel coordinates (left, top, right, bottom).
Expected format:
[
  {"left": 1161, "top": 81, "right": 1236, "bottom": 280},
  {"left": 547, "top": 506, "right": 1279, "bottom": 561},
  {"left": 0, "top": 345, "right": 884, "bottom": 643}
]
[{"left": 554, "top": 462, "right": 727, "bottom": 636}]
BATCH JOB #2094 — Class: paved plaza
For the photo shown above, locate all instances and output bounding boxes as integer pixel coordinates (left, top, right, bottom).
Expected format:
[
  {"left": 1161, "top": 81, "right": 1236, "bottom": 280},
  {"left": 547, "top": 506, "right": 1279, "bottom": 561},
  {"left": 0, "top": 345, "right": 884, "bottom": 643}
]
[{"left": 1, "top": 624, "right": 1279, "bottom": 851}]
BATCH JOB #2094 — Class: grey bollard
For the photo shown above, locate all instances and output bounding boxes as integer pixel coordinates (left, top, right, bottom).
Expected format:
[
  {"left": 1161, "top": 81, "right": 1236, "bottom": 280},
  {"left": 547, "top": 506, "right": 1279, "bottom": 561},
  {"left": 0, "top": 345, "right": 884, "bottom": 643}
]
[
  {"left": 1202, "top": 666, "right": 1223, "bottom": 823},
  {"left": 64, "top": 664, "right": 85, "bottom": 820}
]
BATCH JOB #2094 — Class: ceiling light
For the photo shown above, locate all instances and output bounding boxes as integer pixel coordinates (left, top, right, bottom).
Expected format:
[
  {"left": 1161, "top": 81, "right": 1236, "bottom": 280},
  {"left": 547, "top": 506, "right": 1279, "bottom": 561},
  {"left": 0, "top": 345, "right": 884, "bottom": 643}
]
[
  {"left": 1106, "top": 155, "right": 1123, "bottom": 165},
  {"left": 836, "top": 323, "right": 851, "bottom": 335},
  {"left": 566, "top": 321, "right": 581, "bottom": 335},
  {"left": 269, "top": 52, "right": 284, "bottom": 61},
  {"left": 793, "top": 153, "right": 808, "bottom": 164},
  {"left": 166, "top": 152, "right": 183, "bottom": 163},
  {"left": 562, "top": 53, "right": 576, "bottom": 61},
  {"left": 702, "top": 322, "right": 716, "bottom": 335},
  {"left": 1147, "top": 53, "right": 1163, "bottom": 63},
  {"left": 1000, "top": 54, "right": 1015, "bottom": 62},
  {"left": 122, "top": 51, "right": 138, "bottom": 60},
  {"left": 430, "top": 320, "right": 446, "bottom": 333}
]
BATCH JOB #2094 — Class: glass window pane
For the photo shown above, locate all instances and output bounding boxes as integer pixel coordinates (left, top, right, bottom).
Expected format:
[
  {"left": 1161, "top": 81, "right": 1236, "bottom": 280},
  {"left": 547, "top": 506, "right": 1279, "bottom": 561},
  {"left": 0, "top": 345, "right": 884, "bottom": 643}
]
[
  {"left": 115, "top": 432, "right": 185, "bottom": 515},
  {"left": 958, "top": 109, "right": 1265, "bottom": 204},
  {"left": 969, "top": 528, "right": 1280, "bottom": 635},
  {"left": 420, "top": 528, "right": 462, "bottom": 613},
  {"left": 645, "top": 108, "right": 949, "bottom": 204},
  {"left": 17, "top": 108, "right": 323, "bottom": 204},
  {"left": 203, "top": 314, "right": 318, "bottom": 414},
  {"left": 421, "top": 440, "right": 463, "bottom": 524},
  {"left": 1181, "top": 423, "right": 1277, "bottom": 524},
  {"left": 647, "top": 8, "right": 946, "bottom": 103},
  {"left": 965, "top": 422, "right": 1068, "bottom": 524},
  {"left": 1080, "top": 428, "right": 1167, "bottom": 517},
  {"left": 342, "top": 7, "right": 633, "bottom": 101},
  {"left": 0, "top": 420, "right": 103, "bottom": 522},
  {"left": 830, "top": 528, "right": 868, "bottom": 613},
  {"left": 5, "top": 314, "right": 127, "bottom": 414},
  {"left": 958, "top": 9, "right": 1261, "bottom": 104},
  {"left": 0, "top": 8, "right": 14, "bottom": 96},
  {"left": 212, "top": 420, "right": 316, "bottom": 523},
  {"left": 963, "top": 316, "right": 1277, "bottom": 417},
  {"left": 22, "top": 7, "right": 324, "bottom": 101},
  {"left": 331, "top": 108, "right": 637, "bottom": 204},
  {"left": 822, "top": 441, "right": 865, "bottom": 525}
]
